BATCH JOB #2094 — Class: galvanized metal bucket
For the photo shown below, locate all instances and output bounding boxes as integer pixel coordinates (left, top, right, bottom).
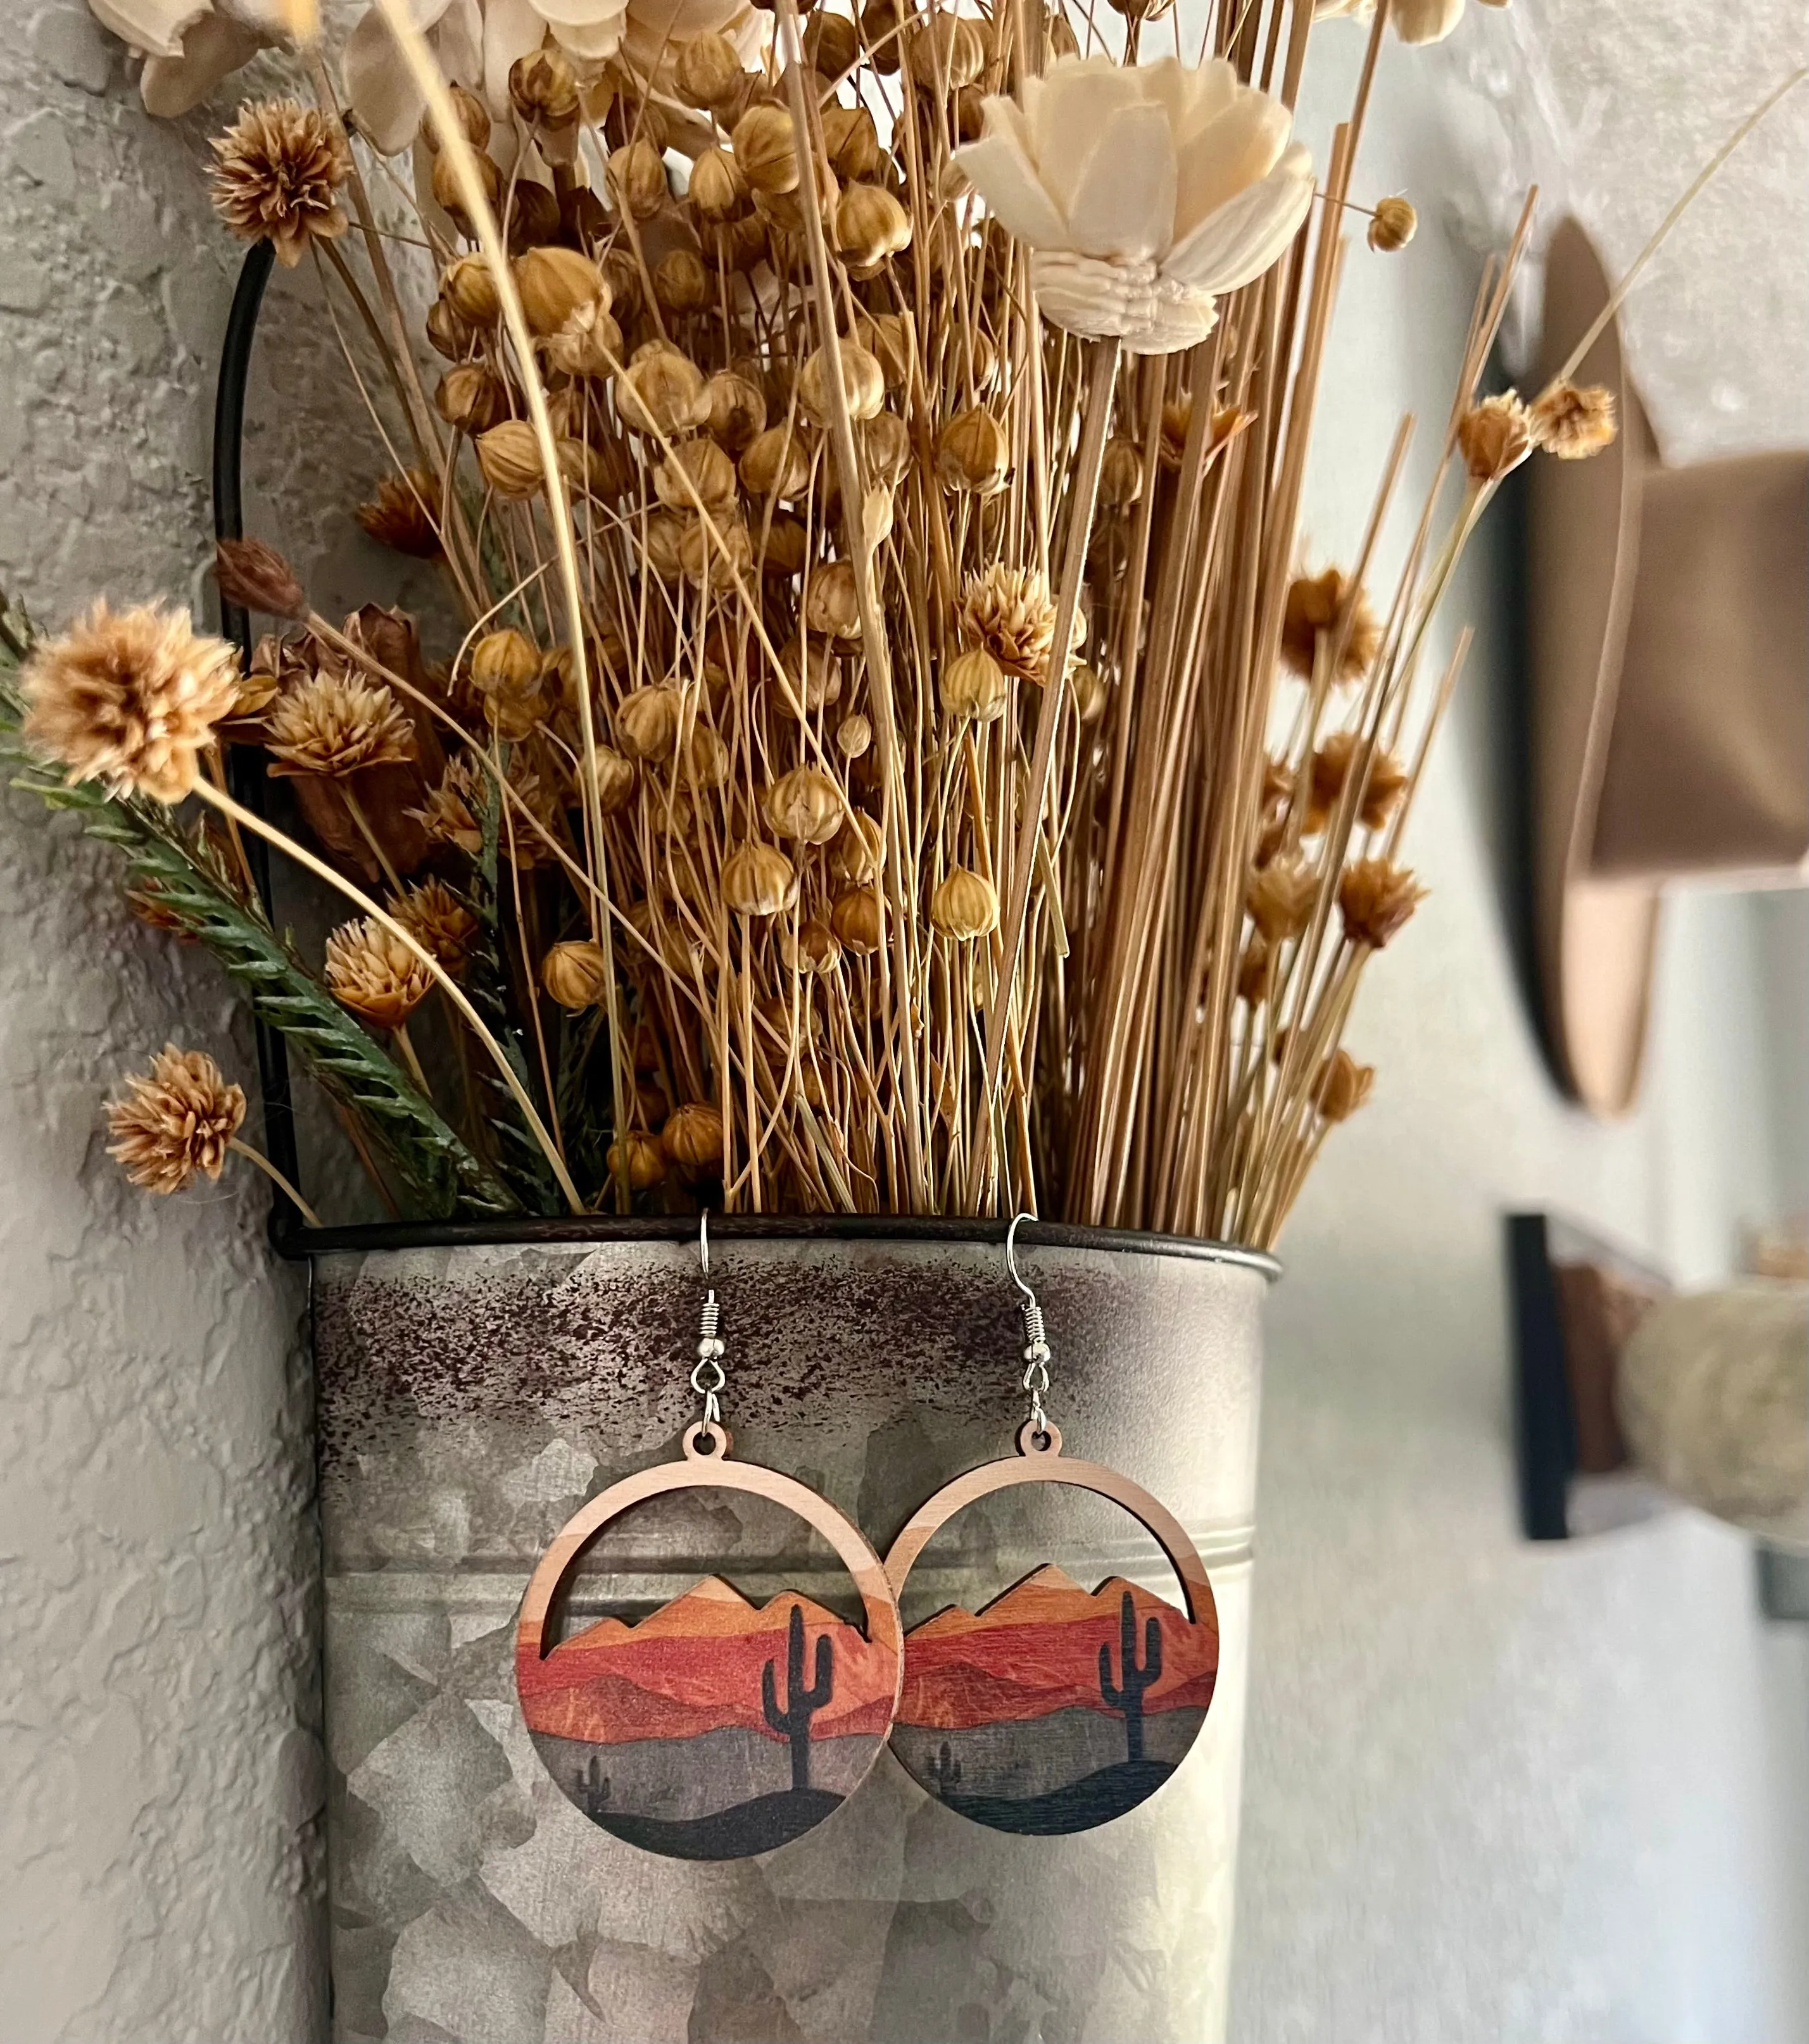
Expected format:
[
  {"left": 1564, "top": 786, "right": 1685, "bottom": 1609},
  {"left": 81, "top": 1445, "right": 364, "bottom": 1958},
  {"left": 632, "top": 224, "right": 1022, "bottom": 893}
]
[{"left": 312, "top": 1220, "right": 1271, "bottom": 2043}]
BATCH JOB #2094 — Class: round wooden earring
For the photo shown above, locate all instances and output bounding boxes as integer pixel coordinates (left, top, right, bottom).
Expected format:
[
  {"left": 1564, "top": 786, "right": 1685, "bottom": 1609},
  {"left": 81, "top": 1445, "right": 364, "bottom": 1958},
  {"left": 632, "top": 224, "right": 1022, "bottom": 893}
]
[
  {"left": 517, "top": 1422, "right": 902, "bottom": 1861},
  {"left": 884, "top": 1420, "right": 1219, "bottom": 1835}
]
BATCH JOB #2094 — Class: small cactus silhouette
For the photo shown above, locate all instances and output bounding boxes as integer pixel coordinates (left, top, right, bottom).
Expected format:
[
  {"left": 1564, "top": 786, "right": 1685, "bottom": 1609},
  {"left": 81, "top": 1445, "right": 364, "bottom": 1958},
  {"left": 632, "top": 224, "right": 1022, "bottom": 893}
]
[
  {"left": 762, "top": 1602, "right": 834, "bottom": 1793},
  {"left": 581, "top": 1753, "right": 612, "bottom": 1817},
  {"left": 930, "top": 1740, "right": 962, "bottom": 1796},
  {"left": 1098, "top": 1589, "right": 1163, "bottom": 1764}
]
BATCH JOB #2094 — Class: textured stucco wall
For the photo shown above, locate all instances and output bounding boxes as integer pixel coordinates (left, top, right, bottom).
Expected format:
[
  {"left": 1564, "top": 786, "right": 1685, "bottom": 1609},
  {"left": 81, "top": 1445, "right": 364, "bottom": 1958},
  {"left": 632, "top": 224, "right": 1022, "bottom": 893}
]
[{"left": 0, "top": 9, "right": 322, "bottom": 2040}]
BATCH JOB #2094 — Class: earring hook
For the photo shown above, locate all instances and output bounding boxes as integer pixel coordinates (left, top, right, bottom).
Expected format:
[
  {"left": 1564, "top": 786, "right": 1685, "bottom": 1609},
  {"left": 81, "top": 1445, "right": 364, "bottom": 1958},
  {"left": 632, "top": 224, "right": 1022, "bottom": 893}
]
[
  {"left": 1005, "top": 1213, "right": 1052, "bottom": 1434},
  {"left": 1004, "top": 1210, "right": 1036, "bottom": 1304},
  {"left": 698, "top": 1207, "right": 710, "bottom": 1279}
]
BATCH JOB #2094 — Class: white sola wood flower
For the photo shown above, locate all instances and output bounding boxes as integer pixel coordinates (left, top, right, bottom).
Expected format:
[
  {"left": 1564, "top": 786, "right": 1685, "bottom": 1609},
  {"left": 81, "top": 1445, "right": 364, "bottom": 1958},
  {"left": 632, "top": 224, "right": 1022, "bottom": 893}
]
[
  {"left": 951, "top": 54, "right": 1316, "bottom": 355},
  {"left": 87, "top": 0, "right": 293, "bottom": 115}
]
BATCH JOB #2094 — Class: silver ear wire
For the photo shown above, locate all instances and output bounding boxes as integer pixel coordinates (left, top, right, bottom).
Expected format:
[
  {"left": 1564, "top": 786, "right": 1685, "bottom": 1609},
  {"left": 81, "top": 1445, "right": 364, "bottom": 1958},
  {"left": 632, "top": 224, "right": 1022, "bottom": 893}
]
[
  {"left": 691, "top": 1210, "right": 725, "bottom": 1428},
  {"left": 1005, "top": 1212, "right": 1052, "bottom": 1434}
]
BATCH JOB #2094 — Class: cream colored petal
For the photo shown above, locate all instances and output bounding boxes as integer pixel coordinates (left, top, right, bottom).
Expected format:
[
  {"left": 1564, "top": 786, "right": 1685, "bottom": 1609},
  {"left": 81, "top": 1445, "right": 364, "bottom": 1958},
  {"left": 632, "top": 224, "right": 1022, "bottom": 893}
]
[
  {"left": 343, "top": 5, "right": 426, "bottom": 154},
  {"left": 534, "top": 0, "right": 629, "bottom": 57},
  {"left": 1064, "top": 100, "right": 1177, "bottom": 261},
  {"left": 1171, "top": 86, "right": 1293, "bottom": 242},
  {"left": 1140, "top": 53, "right": 1236, "bottom": 150},
  {"left": 89, "top": 0, "right": 211, "bottom": 61},
  {"left": 1164, "top": 140, "right": 1313, "bottom": 293},
  {"left": 484, "top": 0, "right": 548, "bottom": 113},
  {"left": 139, "top": 12, "right": 265, "bottom": 113},
  {"left": 951, "top": 128, "right": 1071, "bottom": 249},
  {"left": 432, "top": 0, "right": 484, "bottom": 82},
  {"left": 1030, "top": 54, "right": 1149, "bottom": 196},
  {"left": 1031, "top": 248, "right": 1148, "bottom": 341},
  {"left": 1394, "top": 0, "right": 1465, "bottom": 41},
  {"left": 1125, "top": 280, "right": 1219, "bottom": 356}
]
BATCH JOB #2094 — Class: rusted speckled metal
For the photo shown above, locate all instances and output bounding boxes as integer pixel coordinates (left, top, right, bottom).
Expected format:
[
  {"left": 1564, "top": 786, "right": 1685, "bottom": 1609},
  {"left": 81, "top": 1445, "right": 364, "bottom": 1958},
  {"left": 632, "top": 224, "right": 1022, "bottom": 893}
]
[{"left": 313, "top": 1222, "right": 1271, "bottom": 2044}]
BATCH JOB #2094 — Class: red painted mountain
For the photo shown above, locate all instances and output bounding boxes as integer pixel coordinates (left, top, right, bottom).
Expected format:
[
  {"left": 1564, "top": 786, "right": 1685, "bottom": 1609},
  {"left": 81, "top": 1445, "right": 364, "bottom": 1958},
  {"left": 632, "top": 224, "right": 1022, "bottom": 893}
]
[
  {"left": 518, "top": 1577, "right": 897, "bottom": 1745},
  {"left": 899, "top": 1567, "right": 1217, "bottom": 1730}
]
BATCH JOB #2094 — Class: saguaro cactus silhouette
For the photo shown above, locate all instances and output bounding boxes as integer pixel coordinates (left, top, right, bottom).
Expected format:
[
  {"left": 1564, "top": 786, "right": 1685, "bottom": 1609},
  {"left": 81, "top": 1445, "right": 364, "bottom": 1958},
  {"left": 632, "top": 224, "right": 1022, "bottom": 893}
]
[
  {"left": 930, "top": 1741, "right": 963, "bottom": 1796},
  {"left": 1098, "top": 1590, "right": 1163, "bottom": 1763},
  {"left": 762, "top": 1602, "right": 834, "bottom": 1793},
  {"left": 581, "top": 1753, "right": 611, "bottom": 1817}
]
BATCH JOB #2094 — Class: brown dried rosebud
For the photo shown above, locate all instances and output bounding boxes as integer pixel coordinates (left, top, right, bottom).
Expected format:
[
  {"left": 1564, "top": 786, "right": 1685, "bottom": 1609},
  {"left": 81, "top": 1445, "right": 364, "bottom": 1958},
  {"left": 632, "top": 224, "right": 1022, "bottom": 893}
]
[
  {"left": 1458, "top": 392, "right": 1534, "bottom": 484},
  {"left": 1367, "top": 196, "right": 1416, "bottom": 253},
  {"left": 1530, "top": 380, "right": 1617, "bottom": 461},
  {"left": 1314, "top": 1048, "right": 1375, "bottom": 1122},
  {"left": 1247, "top": 856, "right": 1318, "bottom": 943},
  {"left": 1281, "top": 568, "right": 1380, "bottom": 683},
  {"left": 215, "top": 537, "right": 305, "bottom": 620},
  {"left": 1338, "top": 857, "right": 1426, "bottom": 949}
]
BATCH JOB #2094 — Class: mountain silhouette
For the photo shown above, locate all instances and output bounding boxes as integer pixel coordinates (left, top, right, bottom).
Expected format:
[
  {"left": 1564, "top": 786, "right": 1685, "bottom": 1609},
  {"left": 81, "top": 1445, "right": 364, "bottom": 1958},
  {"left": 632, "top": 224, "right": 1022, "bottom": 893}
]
[
  {"left": 900, "top": 1566, "right": 1216, "bottom": 1731},
  {"left": 519, "top": 1577, "right": 895, "bottom": 1746}
]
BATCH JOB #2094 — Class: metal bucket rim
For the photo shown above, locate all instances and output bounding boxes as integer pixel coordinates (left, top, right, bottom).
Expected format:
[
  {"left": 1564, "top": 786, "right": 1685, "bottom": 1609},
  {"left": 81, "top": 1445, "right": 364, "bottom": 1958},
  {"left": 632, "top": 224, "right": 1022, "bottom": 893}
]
[{"left": 289, "top": 1213, "right": 1281, "bottom": 1281}]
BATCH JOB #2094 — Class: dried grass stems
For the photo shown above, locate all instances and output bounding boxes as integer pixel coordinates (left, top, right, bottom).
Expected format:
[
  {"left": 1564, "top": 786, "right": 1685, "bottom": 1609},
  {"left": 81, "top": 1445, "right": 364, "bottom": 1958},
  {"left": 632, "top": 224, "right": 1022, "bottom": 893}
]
[{"left": 42, "top": 0, "right": 1691, "bottom": 1234}]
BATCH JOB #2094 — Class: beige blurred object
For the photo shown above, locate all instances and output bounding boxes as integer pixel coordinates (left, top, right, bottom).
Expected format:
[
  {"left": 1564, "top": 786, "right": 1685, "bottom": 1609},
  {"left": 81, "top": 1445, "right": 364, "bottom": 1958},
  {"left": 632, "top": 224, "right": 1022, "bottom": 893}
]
[
  {"left": 1615, "top": 1283, "right": 1809, "bottom": 1549},
  {"left": 1527, "top": 219, "right": 1809, "bottom": 1119}
]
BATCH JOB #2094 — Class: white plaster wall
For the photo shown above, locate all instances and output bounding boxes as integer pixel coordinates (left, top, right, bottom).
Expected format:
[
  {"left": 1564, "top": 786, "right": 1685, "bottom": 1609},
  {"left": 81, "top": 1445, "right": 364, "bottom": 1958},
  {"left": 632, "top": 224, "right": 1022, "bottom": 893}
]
[{"left": 0, "top": 9, "right": 322, "bottom": 2040}]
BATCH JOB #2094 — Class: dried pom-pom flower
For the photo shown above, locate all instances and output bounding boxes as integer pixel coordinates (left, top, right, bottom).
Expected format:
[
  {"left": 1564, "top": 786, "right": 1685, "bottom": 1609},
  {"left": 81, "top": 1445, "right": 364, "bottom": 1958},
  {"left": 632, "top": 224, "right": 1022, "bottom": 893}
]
[
  {"left": 1530, "top": 380, "right": 1618, "bottom": 461},
  {"left": 357, "top": 469, "right": 443, "bottom": 558},
  {"left": 106, "top": 1045, "right": 246, "bottom": 1194},
  {"left": 1458, "top": 392, "right": 1534, "bottom": 484},
  {"left": 722, "top": 841, "right": 798, "bottom": 917},
  {"left": 209, "top": 98, "right": 350, "bottom": 268},
  {"left": 1313, "top": 1048, "right": 1375, "bottom": 1122},
  {"left": 266, "top": 672, "right": 415, "bottom": 778},
  {"left": 1338, "top": 856, "right": 1426, "bottom": 949},
  {"left": 325, "top": 917, "right": 434, "bottom": 1029},
  {"left": 1367, "top": 196, "right": 1416, "bottom": 253},
  {"left": 766, "top": 764, "right": 847, "bottom": 844},
  {"left": 214, "top": 537, "right": 305, "bottom": 621},
  {"left": 663, "top": 1100, "right": 726, "bottom": 1169},
  {"left": 1281, "top": 568, "right": 1380, "bottom": 682},
  {"left": 941, "top": 645, "right": 1009, "bottom": 723},
  {"left": 1247, "top": 856, "right": 1318, "bottom": 943},
  {"left": 959, "top": 564, "right": 1058, "bottom": 680},
  {"left": 22, "top": 600, "right": 240, "bottom": 802},
  {"left": 1308, "top": 730, "right": 1408, "bottom": 833},
  {"left": 930, "top": 867, "right": 999, "bottom": 941},
  {"left": 391, "top": 877, "right": 479, "bottom": 975},
  {"left": 541, "top": 938, "right": 610, "bottom": 1010}
]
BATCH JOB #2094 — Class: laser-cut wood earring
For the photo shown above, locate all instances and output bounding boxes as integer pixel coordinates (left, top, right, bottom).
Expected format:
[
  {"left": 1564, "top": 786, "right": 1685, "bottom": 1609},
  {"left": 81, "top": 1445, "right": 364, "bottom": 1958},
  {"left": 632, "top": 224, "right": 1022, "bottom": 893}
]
[
  {"left": 883, "top": 1216, "right": 1220, "bottom": 1834},
  {"left": 515, "top": 1214, "right": 902, "bottom": 1860}
]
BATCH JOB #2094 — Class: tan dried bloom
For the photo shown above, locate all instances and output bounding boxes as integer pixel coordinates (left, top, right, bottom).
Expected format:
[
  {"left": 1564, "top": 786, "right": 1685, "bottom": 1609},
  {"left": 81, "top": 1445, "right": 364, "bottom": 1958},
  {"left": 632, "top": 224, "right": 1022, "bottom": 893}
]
[
  {"left": 214, "top": 537, "right": 305, "bottom": 620},
  {"left": 930, "top": 867, "right": 1000, "bottom": 941},
  {"left": 608, "top": 1130, "right": 668, "bottom": 1191},
  {"left": 210, "top": 99, "right": 350, "bottom": 269},
  {"left": 324, "top": 917, "right": 434, "bottom": 1030},
  {"left": 412, "top": 755, "right": 554, "bottom": 867},
  {"left": 959, "top": 564, "right": 1058, "bottom": 681},
  {"left": 1308, "top": 730, "right": 1409, "bottom": 834},
  {"left": 1313, "top": 1048, "right": 1375, "bottom": 1122},
  {"left": 1339, "top": 857, "right": 1427, "bottom": 949},
  {"left": 663, "top": 1101, "right": 725, "bottom": 1170},
  {"left": 391, "top": 877, "right": 479, "bottom": 976},
  {"left": 22, "top": 601, "right": 240, "bottom": 802},
  {"left": 357, "top": 470, "right": 443, "bottom": 558},
  {"left": 1247, "top": 855, "right": 1318, "bottom": 943},
  {"left": 106, "top": 1046, "right": 246, "bottom": 1195},
  {"left": 541, "top": 938, "right": 610, "bottom": 1010},
  {"left": 1367, "top": 196, "right": 1416, "bottom": 253},
  {"left": 1281, "top": 568, "right": 1380, "bottom": 682},
  {"left": 1458, "top": 392, "right": 1534, "bottom": 484},
  {"left": 265, "top": 671, "right": 415, "bottom": 778},
  {"left": 1530, "top": 380, "right": 1618, "bottom": 461}
]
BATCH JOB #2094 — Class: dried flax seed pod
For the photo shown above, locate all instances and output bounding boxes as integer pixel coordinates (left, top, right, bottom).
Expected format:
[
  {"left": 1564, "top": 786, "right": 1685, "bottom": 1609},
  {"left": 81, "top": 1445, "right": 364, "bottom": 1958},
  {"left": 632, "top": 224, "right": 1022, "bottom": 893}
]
[
  {"left": 766, "top": 764, "right": 847, "bottom": 844},
  {"left": 655, "top": 248, "right": 711, "bottom": 315},
  {"left": 828, "top": 809, "right": 884, "bottom": 884},
  {"left": 655, "top": 437, "right": 738, "bottom": 514},
  {"left": 514, "top": 246, "right": 607, "bottom": 335},
  {"left": 675, "top": 32, "right": 745, "bottom": 113},
  {"left": 476, "top": 420, "right": 545, "bottom": 499},
  {"left": 804, "top": 560, "right": 863, "bottom": 642},
  {"left": 541, "top": 939, "right": 610, "bottom": 1009},
  {"left": 617, "top": 685, "right": 683, "bottom": 761},
  {"left": 905, "top": 12, "right": 985, "bottom": 88},
  {"left": 608, "top": 137, "right": 669, "bottom": 220},
  {"left": 836, "top": 182, "right": 911, "bottom": 271},
  {"left": 722, "top": 841, "right": 798, "bottom": 916},
  {"left": 740, "top": 423, "right": 814, "bottom": 499},
  {"left": 732, "top": 103, "right": 801, "bottom": 197},
  {"left": 938, "top": 408, "right": 1010, "bottom": 494},
  {"left": 690, "top": 145, "right": 748, "bottom": 222},
  {"left": 663, "top": 1100, "right": 725, "bottom": 1169},
  {"left": 797, "top": 338, "right": 885, "bottom": 424},
  {"left": 930, "top": 867, "right": 999, "bottom": 940},
  {"left": 435, "top": 362, "right": 508, "bottom": 436},
  {"left": 442, "top": 253, "right": 501, "bottom": 323},
  {"left": 704, "top": 369, "right": 766, "bottom": 453},
  {"left": 616, "top": 347, "right": 709, "bottom": 436},
  {"left": 761, "top": 515, "right": 809, "bottom": 577},
  {"left": 679, "top": 514, "right": 753, "bottom": 585},
  {"left": 803, "top": 10, "right": 859, "bottom": 77},
  {"left": 1098, "top": 436, "right": 1145, "bottom": 509},
  {"left": 830, "top": 885, "right": 883, "bottom": 953},
  {"left": 820, "top": 103, "right": 881, "bottom": 181},
  {"left": 608, "top": 1130, "right": 668, "bottom": 1189},
  {"left": 940, "top": 645, "right": 1008, "bottom": 723}
]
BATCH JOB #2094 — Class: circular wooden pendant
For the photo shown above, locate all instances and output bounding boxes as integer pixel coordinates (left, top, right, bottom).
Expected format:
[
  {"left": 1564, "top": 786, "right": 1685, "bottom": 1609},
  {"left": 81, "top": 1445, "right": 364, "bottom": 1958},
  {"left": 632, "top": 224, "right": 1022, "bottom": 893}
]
[
  {"left": 883, "top": 1423, "right": 1218, "bottom": 1835},
  {"left": 516, "top": 1424, "right": 902, "bottom": 1861}
]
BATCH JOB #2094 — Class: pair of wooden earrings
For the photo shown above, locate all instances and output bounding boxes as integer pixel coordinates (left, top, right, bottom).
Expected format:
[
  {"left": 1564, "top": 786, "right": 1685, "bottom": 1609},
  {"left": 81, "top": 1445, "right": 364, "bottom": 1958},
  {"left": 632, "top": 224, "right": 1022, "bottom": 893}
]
[{"left": 514, "top": 1218, "right": 1220, "bottom": 1860}]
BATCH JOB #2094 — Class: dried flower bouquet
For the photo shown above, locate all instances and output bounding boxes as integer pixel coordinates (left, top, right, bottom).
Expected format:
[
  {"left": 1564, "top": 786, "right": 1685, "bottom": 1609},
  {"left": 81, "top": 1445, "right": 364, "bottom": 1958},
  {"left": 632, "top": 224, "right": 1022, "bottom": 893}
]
[{"left": 3, "top": 0, "right": 1632, "bottom": 1242}]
